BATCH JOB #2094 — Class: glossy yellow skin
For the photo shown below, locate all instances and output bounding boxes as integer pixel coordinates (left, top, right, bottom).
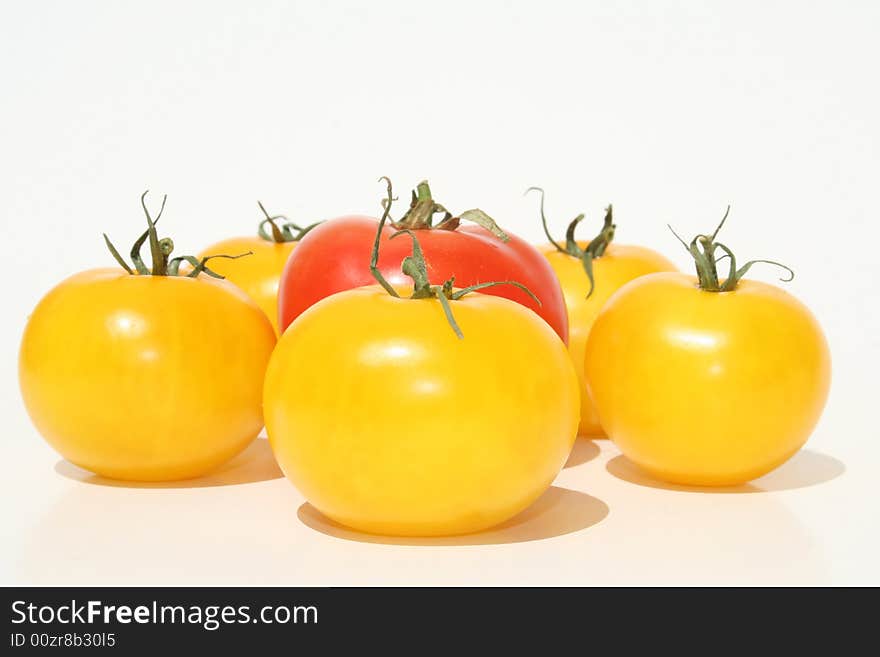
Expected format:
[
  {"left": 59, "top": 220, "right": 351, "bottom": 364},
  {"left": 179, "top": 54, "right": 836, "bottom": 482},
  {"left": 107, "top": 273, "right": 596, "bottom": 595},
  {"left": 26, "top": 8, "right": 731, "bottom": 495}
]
[
  {"left": 264, "top": 285, "right": 580, "bottom": 536},
  {"left": 584, "top": 272, "right": 831, "bottom": 485},
  {"left": 540, "top": 243, "right": 676, "bottom": 437},
  {"left": 19, "top": 269, "right": 276, "bottom": 481},
  {"left": 198, "top": 237, "right": 297, "bottom": 335}
]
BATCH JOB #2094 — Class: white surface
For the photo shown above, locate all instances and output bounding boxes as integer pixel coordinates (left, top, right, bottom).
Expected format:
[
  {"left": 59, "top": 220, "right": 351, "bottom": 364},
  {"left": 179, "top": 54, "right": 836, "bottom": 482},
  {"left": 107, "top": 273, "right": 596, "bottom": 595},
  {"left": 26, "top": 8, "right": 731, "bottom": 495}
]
[{"left": 1, "top": 0, "right": 878, "bottom": 586}]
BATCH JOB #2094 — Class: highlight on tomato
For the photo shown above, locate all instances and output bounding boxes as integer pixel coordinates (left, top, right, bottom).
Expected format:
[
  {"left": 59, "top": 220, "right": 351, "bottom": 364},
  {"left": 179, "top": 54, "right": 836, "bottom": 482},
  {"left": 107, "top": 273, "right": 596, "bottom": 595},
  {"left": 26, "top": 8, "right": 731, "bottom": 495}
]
[
  {"left": 264, "top": 182, "right": 579, "bottom": 536},
  {"left": 527, "top": 188, "right": 676, "bottom": 437},
  {"left": 197, "top": 202, "right": 319, "bottom": 335},
  {"left": 584, "top": 208, "right": 831, "bottom": 486},
  {"left": 19, "top": 192, "right": 276, "bottom": 481},
  {"left": 277, "top": 178, "right": 569, "bottom": 342}
]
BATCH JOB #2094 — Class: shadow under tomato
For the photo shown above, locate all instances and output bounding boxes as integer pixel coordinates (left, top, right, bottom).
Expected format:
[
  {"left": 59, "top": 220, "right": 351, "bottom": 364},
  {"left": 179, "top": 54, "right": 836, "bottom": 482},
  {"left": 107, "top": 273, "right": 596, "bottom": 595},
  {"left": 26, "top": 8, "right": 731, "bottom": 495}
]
[
  {"left": 296, "top": 485, "right": 609, "bottom": 546},
  {"left": 53, "top": 437, "right": 284, "bottom": 489},
  {"left": 605, "top": 449, "right": 845, "bottom": 493},
  {"left": 564, "top": 438, "right": 601, "bottom": 468}
]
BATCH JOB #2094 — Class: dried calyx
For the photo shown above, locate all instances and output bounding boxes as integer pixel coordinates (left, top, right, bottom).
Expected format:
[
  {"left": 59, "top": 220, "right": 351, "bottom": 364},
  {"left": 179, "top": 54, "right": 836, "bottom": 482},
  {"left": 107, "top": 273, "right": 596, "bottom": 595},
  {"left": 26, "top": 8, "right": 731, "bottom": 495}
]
[
  {"left": 370, "top": 177, "right": 540, "bottom": 339},
  {"left": 527, "top": 187, "right": 615, "bottom": 298},
  {"left": 256, "top": 201, "right": 321, "bottom": 243},
  {"left": 669, "top": 206, "right": 794, "bottom": 292},
  {"left": 104, "top": 191, "right": 251, "bottom": 278},
  {"left": 393, "top": 179, "right": 509, "bottom": 242}
]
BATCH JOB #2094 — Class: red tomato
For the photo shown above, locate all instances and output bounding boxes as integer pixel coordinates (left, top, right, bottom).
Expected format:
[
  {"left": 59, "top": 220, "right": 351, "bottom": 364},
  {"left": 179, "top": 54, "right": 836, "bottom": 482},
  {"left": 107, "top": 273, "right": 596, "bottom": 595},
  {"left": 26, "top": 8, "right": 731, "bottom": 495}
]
[{"left": 277, "top": 181, "right": 569, "bottom": 342}]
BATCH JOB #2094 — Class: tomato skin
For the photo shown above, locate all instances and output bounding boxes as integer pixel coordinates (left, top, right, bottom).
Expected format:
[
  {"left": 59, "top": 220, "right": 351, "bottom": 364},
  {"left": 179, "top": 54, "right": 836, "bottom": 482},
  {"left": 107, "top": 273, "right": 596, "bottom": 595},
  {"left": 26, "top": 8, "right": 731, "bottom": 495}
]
[
  {"left": 19, "top": 269, "right": 276, "bottom": 481},
  {"left": 540, "top": 242, "right": 676, "bottom": 437},
  {"left": 264, "top": 285, "right": 579, "bottom": 536},
  {"left": 584, "top": 272, "right": 831, "bottom": 485},
  {"left": 277, "top": 216, "right": 569, "bottom": 342},
  {"left": 197, "top": 236, "right": 296, "bottom": 335}
]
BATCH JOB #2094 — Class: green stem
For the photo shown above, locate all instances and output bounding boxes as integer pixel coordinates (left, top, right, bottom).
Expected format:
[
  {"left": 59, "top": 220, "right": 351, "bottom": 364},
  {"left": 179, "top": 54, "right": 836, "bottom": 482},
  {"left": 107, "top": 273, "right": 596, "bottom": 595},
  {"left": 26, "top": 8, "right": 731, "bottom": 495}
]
[
  {"left": 526, "top": 187, "right": 566, "bottom": 254},
  {"left": 257, "top": 201, "right": 285, "bottom": 242},
  {"left": 139, "top": 191, "right": 167, "bottom": 275},
  {"left": 369, "top": 177, "right": 400, "bottom": 298},
  {"left": 368, "top": 179, "right": 541, "bottom": 339},
  {"left": 130, "top": 225, "right": 152, "bottom": 274},
  {"left": 103, "top": 233, "right": 133, "bottom": 274},
  {"left": 416, "top": 181, "right": 432, "bottom": 202},
  {"left": 187, "top": 252, "right": 253, "bottom": 278},
  {"left": 397, "top": 180, "right": 437, "bottom": 230},
  {"left": 392, "top": 230, "right": 433, "bottom": 297},
  {"left": 527, "top": 187, "right": 615, "bottom": 298},
  {"left": 393, "top": 179, "right": 509, "bottom": 241},
  {"left": 104, "top": 191, "right": 252, "bottom": 278},
  {"left": 584, "top": 205, "right": 615, "bottom": 259},
  {"left": 433, "top": 289, "right": 464, "bottom": 339},
  {"left": 669, "top": 206, "right": 794, "bottom": 291},
  {"left": 256, "top": 201, "right": 320, "bottom": 243}
]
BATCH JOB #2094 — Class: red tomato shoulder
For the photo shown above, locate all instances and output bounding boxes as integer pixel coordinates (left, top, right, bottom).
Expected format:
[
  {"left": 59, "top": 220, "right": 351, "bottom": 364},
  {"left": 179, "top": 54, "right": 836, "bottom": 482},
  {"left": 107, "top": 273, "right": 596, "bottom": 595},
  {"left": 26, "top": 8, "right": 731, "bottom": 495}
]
[{"left": 277, "top": 216, "right": 569, "bottom": 342}]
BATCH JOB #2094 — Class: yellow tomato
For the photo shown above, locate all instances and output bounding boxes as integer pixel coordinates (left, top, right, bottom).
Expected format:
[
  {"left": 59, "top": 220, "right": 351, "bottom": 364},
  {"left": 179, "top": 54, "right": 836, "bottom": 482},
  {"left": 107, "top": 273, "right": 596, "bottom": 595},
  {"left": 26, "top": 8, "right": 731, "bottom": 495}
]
[
  {"left": 19, "top": 269, "right": 276, "bottom": 481},
  {"left": 584, "top": 272, "right": 831, "bottom": 485},
  {"left": 197, "top": 237, "right": 296, "bottom": 335},
  {"left": 540, "top": 243, "right": 675, "bottom": 437},
  {"left": 264, "top": 285, "right": 580, "bottom": 536}
]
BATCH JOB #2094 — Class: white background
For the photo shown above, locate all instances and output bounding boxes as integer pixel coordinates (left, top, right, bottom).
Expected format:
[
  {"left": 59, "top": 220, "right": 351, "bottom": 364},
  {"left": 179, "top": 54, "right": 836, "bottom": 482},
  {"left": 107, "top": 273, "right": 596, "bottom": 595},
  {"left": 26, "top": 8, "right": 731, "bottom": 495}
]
[{"left": 1, "top": 0, "right": 878, "bottom": 585}]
